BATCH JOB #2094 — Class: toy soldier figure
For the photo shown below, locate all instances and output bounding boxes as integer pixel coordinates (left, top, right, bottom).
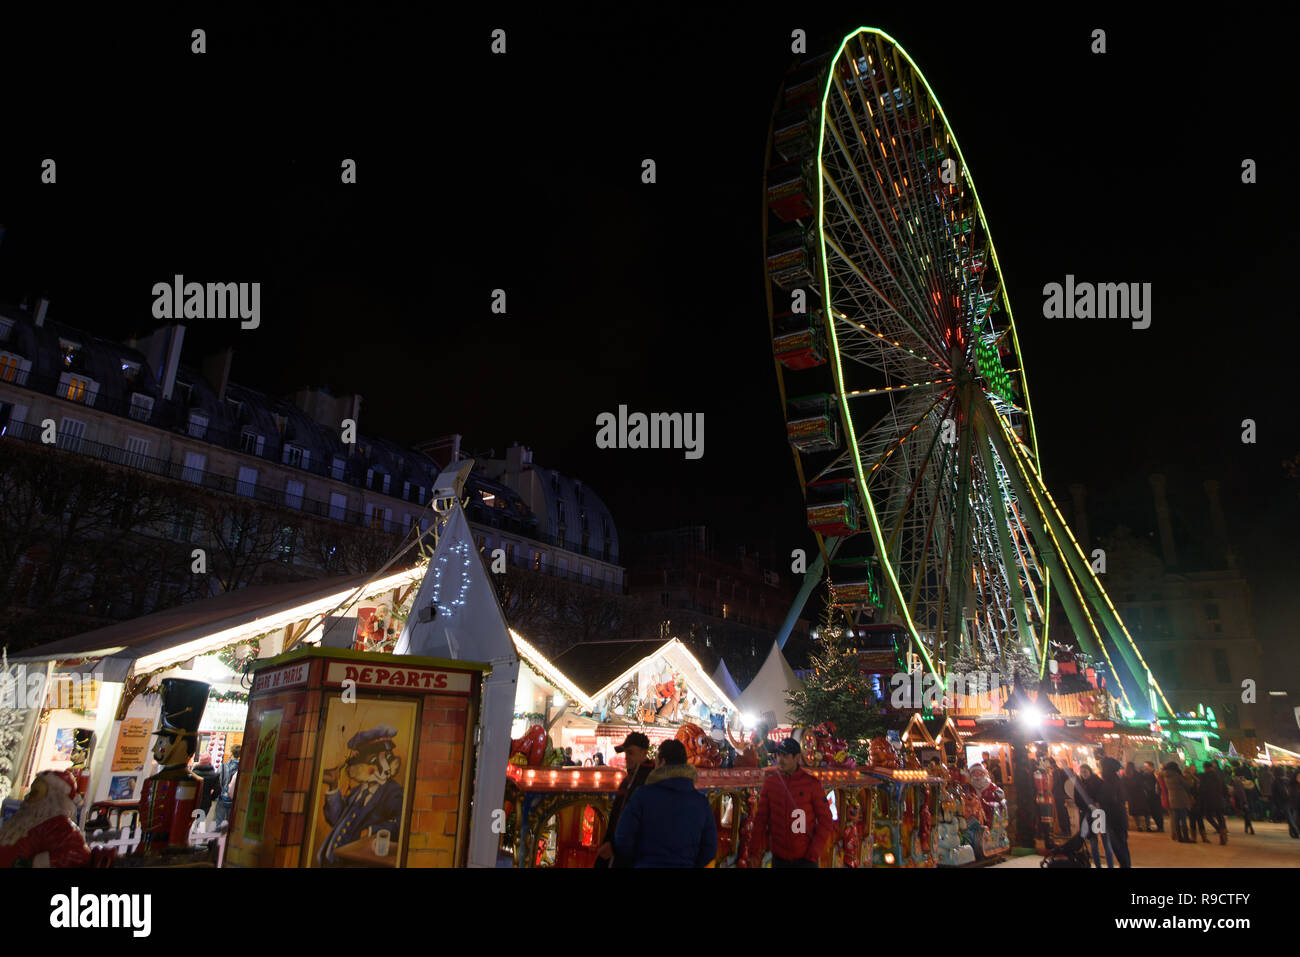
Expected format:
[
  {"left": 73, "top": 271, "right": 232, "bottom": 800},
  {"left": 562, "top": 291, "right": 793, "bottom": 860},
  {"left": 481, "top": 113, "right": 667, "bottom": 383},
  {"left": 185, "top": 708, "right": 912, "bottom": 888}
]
[{"left": 137, "top": 678, "right": 209, "bottom": 854}]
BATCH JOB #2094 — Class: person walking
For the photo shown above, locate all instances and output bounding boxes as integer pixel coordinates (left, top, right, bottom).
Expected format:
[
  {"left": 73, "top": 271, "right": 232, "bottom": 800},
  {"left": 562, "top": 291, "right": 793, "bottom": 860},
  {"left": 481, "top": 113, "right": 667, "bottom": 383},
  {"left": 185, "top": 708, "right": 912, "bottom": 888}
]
[
  {"left": 613, "top": 739, "right": 718, "bottom": 867},
  {"left": 1163, "top": 762, "right": 1193, "bottom": 842},
  {"left": 594, "top": 732, "right": 653, "bottom": 868},
  {"left": 214, "top": 745, "right": 241, "bottom": 827},
  {"left": 1231, "top": 766, "right": 1255, "bottom": 834},
  {"left": 189, "top": 752, "right": 221, "bottom": 826},
  {"left": 749, "top": 738, "right": 833, "bottom": 868},
  {"left": 1273, "top": 767, "right": 1298, "bottom": 837},
  {"left": 1184, "top": 765, "right": 1209, "bottom": 842},
  {"left": 1289, "top": 769, "right": 1300, "bottom": 838},
  {"left": 1099, "top": 758, "right": 1131, "bottom": 868},
  {"left": 1049, "top": 757, "right": 1070, "bottom": 836},
  {"left": 1198, "top": 761, "right": 1228, "bottom": 844},
  {"left": 1073, "top": 764, "right": 1114, "bottom": 868},
  {"left": 1123, "top": 761, "right": 1151, "bottom": 833},
  {"left": 1142, "top": 761, "right": 1164, "bottom": 833}
]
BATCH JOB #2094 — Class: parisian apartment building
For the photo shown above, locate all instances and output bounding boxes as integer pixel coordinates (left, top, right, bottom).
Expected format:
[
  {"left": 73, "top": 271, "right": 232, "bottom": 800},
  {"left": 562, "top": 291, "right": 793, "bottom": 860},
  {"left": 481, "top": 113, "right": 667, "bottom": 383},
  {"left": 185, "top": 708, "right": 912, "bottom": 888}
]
[{"left": 0, "top": 300, "right": 623, "bottom": 651}]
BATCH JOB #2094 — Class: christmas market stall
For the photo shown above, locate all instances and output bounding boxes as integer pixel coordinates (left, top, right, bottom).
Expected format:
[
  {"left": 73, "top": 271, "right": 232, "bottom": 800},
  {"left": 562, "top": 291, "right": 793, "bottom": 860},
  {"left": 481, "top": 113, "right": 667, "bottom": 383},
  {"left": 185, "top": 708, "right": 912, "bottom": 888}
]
[
  {"left": 0, "top": 565, "right": 427, "bottom": 857},
  {"left": 222, "top": 646, "right": 487, "bottom": 868}
]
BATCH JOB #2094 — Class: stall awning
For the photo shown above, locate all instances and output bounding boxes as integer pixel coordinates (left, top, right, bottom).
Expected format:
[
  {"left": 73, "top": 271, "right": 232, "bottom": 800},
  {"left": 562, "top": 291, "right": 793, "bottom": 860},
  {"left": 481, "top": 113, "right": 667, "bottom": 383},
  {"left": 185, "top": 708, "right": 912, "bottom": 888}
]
[{"left": 10, "top": 566, "right": 427, "bottom": 673}]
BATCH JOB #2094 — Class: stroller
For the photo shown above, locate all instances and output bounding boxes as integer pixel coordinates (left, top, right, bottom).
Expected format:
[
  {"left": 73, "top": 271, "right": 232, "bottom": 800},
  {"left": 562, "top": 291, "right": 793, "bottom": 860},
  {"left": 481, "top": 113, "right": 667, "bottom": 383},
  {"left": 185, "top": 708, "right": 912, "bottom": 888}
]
[{"left": 1040, "top": 833, "right": 1091, "bottom": 868}]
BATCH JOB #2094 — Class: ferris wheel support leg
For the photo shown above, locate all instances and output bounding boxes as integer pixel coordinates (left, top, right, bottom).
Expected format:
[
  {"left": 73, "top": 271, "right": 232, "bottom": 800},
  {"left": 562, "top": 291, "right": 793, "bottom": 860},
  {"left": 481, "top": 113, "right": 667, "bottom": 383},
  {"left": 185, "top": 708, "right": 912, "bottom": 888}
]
[
  {"left": 976, "top": 403, "right": 1103, "bottom": 665},
  {"left": 776, "top": 545, "right": 829, "bottom": 650},
  {"left": 990, "top": 417, "right": 1167, "bottom": 718}
]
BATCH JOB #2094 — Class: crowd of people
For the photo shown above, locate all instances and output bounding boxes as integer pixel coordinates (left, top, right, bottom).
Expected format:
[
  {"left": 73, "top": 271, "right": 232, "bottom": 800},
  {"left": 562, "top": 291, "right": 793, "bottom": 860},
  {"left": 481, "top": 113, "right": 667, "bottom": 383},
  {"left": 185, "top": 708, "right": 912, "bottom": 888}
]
[{"left": 1046, "top": 752, "right": 1300, "bottom": 868}]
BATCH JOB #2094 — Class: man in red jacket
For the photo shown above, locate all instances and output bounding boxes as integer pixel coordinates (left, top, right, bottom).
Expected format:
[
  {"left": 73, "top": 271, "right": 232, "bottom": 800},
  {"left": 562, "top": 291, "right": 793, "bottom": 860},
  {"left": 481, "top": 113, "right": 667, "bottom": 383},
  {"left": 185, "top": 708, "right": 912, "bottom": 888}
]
[{"left": 750, "top": 738, "right": 833, "bottom": 868}]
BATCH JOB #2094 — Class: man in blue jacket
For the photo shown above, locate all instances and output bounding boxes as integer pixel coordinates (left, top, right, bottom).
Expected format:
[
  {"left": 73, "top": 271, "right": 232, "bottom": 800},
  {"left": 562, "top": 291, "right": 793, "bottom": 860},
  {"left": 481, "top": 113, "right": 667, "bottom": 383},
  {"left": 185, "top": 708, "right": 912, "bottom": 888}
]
[{"left": 614, "top": 739, "right": 717, "bottom": 868}]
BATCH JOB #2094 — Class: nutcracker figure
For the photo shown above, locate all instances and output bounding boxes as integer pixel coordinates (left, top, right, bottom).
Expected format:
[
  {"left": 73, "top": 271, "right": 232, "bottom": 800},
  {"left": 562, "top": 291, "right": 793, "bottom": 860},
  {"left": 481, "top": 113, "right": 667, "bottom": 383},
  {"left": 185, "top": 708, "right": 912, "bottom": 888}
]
[{"left": 137, "top": 678, "right": 209, "bottom": 855}]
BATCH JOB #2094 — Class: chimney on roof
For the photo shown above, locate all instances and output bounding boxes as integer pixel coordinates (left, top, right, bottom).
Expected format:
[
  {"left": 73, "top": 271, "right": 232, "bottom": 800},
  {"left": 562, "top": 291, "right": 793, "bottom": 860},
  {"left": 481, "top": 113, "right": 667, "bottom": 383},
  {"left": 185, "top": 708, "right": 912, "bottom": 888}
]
[
  {"left": 1148, "top": 473, "right": 1178, "bottom": 569},
  {"left": 201, "top": 347, "right": 234, "bottom": 402},
  {"left": 135, "top": 324, "right": 186, "bottom": 399},
  {"left": 1203, "top": 479, "right": 1236, "bottom": 570},
  {"left": 291, "top": 387, "right": 362, "bottom": 434},
  {"left": 34, "top": 298, "right": 49, "bottom": 327},
  {"left": 419, "top": 434, "right": 462, "bottom": 470}
]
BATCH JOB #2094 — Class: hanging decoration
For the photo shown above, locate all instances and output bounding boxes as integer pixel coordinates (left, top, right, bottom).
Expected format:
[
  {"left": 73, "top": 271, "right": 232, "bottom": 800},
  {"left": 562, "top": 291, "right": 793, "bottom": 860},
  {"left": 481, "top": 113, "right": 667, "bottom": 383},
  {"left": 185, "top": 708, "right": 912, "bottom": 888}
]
[
  {"left": 431, "top": 538, "right": 473, "bottom": 619},
  {"left": 217, "top": 637, "right": 261, "bottom": 673}
]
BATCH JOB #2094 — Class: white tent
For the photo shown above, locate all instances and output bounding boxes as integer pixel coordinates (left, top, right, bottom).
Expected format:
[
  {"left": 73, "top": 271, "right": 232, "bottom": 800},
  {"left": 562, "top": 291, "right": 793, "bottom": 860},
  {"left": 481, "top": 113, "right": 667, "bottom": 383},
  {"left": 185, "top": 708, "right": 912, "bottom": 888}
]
[
  {"left": 736, "top": 641, "right": 803, "bottom": 729},
  {"left": 711, "top": 658, "right": 743, "bottom": 704},
  {"left": 395, "top": 461, "right": 519, "bottom": 868}
]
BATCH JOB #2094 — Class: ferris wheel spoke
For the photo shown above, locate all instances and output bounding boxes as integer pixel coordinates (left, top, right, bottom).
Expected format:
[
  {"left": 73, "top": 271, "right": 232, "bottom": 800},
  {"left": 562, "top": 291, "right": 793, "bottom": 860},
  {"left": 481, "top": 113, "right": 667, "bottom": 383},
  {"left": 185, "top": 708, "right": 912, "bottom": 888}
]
[
  {"left": 830, "top": 72, "right": 948, "bottom": 353},
  {"left": 821, "top": 127, "right": 938, "bottom": 336},
  {"left": 856, "top": 35, "right": 953, "bottom": 344}
]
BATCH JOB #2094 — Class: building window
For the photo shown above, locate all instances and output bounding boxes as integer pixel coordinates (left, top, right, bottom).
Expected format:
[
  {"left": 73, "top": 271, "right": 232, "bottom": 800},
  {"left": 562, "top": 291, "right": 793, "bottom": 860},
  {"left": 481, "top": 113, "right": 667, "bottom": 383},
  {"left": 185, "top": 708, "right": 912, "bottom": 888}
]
[
  {"left": 283, "top": 444, "right": 308, "bottom": 469},
  {"left": 59, "top": 339, "right": 82, "bottom": 365},
  {"left": 1204, "top": 602, "right": 1220, "bottom": 621},
  {"left": 0, "top": 318, "right": 12, "bottom": 342},
  {"left": 128, "top": 393, "right": 154, "bottom": 422},
  {"left": 403, "top": 480, "right": 411, "bottom": 501},
  {"left": 285, "top": 479, "right": 305, "bottom": 510},
  {"left": 382, "top": 474, "right": 391, "bottom": 494},
  {"left": 557, "top": 556, "right": 567, "bottom": 573},
  {"left": 370, "top": 505, "right": 391, "bottom": 531},
  {"left": 722, "top": 603, "right": 729, "bottom": 620},
  {"left": 329, "top": 492, "right": 348, "bottom": 520},
  {"left": 58, "top": 372, "right": 98, "bottom": 406},
  {"left": 240, "top": 430, "right": 265, "bottom": 456},
  {"left": 187, "top": 411, "right": 209, "bottom": 438},
  {"left": 531, "top": 550, "right": 542, "bottom": 570},
  {"left": 182, "top": 451, "right": 206, "bottom": 484},
  {"left": 58, "top": 417, "right": 87, "bottom": 452},
  {"left": 237, "top": 466, "right": 258, "bottom": 497},
  {"left": 417, "top": 486, "right": 426, "bottom": 505},
  {"left": 505, "top": 542, "right": 516, "bottom": 563},
  {"left": 0, "top": 352, "right": 31, "bottom": 385},
  {"left": 226, "top": 397, "right": 243, "bottom": 419},
  {"left": 1212, "top": 649, "right": 1231, "bottom": 685},
  {"left": 582, "top": 565, "right": 592, "bottom": 584},
  {"left": 124, "top": 435, "right": 151, "bottom": 468}
]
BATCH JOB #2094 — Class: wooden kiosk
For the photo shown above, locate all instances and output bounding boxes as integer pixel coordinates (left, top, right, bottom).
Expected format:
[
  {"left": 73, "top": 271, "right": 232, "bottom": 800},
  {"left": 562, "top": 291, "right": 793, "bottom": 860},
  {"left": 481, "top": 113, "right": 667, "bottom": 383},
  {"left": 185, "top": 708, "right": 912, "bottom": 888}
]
[{"left": 223, "top": 646, "right": 488, "bottom": 868}]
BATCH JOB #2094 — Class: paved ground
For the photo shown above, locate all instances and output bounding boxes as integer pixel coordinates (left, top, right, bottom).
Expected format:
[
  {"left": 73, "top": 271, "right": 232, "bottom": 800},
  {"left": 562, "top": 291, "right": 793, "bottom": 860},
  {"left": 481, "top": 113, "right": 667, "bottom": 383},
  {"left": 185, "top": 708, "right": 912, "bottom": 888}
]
[{"left": 993, "top": 821, "right": 1300, "bottom": 868}]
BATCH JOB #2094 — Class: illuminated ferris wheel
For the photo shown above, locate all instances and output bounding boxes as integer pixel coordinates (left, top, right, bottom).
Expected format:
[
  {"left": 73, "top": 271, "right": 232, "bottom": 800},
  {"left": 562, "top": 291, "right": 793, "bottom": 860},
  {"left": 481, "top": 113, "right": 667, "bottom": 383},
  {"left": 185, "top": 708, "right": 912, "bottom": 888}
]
[{"left": 764, "top": 28, "right": 1168, "bottom": 717}]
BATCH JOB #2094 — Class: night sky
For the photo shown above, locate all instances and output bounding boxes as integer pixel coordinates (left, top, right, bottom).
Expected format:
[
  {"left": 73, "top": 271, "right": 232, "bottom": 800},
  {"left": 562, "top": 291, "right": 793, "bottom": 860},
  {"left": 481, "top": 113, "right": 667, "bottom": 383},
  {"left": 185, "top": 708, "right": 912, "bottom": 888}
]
[{"left": 2, "top": 8, "right": 1296, "bottom": 684}]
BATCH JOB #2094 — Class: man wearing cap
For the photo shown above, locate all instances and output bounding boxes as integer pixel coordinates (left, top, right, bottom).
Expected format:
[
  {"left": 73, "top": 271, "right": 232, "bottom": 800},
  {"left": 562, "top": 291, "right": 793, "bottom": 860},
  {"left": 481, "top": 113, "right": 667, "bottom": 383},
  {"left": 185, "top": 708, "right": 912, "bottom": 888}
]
[
  {"left": 594, "top": 731, "right": 652, "bottom": 868},
  {"left": 750, "top": 737, "right": 833, "bottom": 868},
  {"left": 613, "top": 739, "right": 717, "bottom": 867}
]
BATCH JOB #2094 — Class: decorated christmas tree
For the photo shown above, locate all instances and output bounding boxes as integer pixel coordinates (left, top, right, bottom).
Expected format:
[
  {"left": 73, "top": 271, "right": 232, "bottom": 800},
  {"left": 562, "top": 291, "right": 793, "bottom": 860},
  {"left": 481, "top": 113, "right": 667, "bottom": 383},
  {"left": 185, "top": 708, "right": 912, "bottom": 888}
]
[{"left": 786, "top": 602, "right": 886, "bottom": 761}]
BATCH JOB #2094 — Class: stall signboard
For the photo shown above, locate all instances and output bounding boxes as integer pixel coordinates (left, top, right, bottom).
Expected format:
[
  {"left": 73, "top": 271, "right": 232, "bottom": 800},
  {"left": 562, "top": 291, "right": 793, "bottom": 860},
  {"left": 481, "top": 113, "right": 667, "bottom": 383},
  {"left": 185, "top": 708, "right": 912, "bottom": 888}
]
[
  {"left": 243, "top": 709, "right": 282, "bottom": 841},
  {"left": 111, "top": 718, "right": 154, "bottom": 772},
  {"left": 323, "top": 661, "right": 473, "bottom": 695},
  {"left": 200, "top": 699, "right": 249, "bottom": 733},
  {"left": 252, "top": 662, "right": 309, "bottom": 694}
]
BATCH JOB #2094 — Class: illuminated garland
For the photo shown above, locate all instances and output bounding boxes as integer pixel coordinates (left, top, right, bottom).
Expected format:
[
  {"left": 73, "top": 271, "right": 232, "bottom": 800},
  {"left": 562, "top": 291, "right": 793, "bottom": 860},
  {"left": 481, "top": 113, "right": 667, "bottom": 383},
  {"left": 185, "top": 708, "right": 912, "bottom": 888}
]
[
  {"left": 140, "top": 686, "right": 248, "bottom": 704},
  {"left": 431, "top": 539, "right": 473, "bottom": 618}
]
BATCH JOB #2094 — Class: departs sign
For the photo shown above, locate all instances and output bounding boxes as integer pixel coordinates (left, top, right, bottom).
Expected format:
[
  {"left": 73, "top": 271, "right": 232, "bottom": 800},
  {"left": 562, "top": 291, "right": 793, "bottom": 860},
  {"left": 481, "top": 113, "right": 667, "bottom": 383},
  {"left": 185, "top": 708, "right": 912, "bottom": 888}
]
[{"left": 323, "top": 661, "right": 473, "bottom": 695}]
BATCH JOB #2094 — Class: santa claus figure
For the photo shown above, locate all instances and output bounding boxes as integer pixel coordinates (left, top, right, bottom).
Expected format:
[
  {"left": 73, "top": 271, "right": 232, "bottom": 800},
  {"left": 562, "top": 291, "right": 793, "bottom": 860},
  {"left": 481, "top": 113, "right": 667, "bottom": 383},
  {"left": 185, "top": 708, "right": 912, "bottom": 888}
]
[{"left": 0, "top": 770, "right": 91, "bottom": 868}]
